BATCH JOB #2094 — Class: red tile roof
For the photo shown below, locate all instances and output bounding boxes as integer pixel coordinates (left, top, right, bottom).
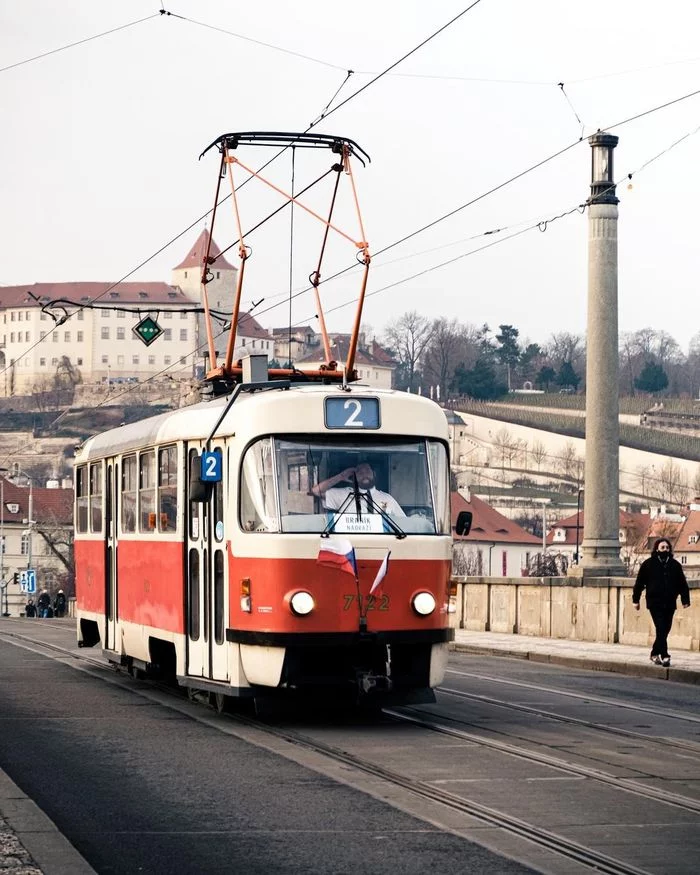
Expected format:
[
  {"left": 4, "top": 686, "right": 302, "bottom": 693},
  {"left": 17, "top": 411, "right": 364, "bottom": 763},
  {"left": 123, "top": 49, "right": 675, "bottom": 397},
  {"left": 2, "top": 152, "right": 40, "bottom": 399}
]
[
  {"left": 0, "top": 282, "right": 194, "bottom": 307},
  {"left": 546, "top": 509, "right": 655, "bottom": 547},
  {"left": 674, "top": 510, "right": 700, "bottom": 554},
  {"left": 451, "top": 492, "right": 540, "bottom": 545},
  {"left": 1, "top": 479, "right": 72, "bottom": 525},
  {"left": 173, "top": 229, "right": 236, "bottom": 271},
  {"left": 238, "top": 311, "right": 273, "bottom": 340},
  {"left": 296, "top": 337, "right": 393, "bottom": 368}
]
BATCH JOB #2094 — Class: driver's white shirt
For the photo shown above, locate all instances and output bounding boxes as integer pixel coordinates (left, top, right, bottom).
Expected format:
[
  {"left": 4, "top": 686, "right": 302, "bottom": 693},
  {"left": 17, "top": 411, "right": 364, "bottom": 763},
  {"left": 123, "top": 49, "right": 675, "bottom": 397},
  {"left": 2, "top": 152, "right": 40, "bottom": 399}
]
[{"left": 324, "top": 486, "right": 405, "bottom": 517}]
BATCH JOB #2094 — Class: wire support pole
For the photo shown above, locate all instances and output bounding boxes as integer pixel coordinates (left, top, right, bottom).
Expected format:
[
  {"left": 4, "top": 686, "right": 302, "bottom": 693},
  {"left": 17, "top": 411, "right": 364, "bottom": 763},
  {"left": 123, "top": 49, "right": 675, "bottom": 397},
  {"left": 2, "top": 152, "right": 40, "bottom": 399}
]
[
  {"left": 345, "top": 260, "right": 371, "bottom": 376},
  {"left": 343, "top": 146, "right": 370, "bottom": 260},
  {"left": 201, "top": 151, "right": 227, "bottom": 370},
  {"left": 226, "top": 155, "right": 364, "bottom": 249},
  {"left": 310, "top": 164, "right": 343, "bottom": 363}
]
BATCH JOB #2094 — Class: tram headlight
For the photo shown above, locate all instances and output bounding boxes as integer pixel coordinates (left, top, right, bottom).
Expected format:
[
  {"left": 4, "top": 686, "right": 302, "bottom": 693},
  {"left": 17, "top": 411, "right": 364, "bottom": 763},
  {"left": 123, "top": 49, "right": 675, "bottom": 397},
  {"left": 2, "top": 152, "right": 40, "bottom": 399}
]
[
  {"left": 412, "top": 591, "right": 436, "bottom": 616},
  {"left": 289, "top": 591, "right": 315, "bottom": 616}
]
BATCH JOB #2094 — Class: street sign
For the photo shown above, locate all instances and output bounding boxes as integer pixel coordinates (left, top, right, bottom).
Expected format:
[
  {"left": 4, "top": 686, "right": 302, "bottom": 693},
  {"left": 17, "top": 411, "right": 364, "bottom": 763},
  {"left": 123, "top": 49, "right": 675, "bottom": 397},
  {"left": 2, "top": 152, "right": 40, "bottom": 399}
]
[
  {"left": 132, "top": 316, "right": 163, "bottom": 346},
  {"left": 20, "top": 570, "right": 36, "bottom": 594}
]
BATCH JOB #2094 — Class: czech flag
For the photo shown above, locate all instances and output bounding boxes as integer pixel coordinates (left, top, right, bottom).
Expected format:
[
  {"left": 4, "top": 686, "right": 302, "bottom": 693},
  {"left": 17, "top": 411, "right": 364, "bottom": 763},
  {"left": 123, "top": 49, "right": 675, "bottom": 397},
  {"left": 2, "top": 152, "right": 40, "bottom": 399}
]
[
  {"left": 369, "top": 550, "right": 391, "bottom": 595},
  {"left": 317, "top": 538, "right": 357, "bottom": 578}
]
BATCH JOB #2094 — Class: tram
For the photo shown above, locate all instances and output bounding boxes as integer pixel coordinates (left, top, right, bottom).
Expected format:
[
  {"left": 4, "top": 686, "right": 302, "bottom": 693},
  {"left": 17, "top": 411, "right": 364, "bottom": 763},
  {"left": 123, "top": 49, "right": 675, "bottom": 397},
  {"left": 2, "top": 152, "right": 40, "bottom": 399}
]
[{"left": 73, "top": 132, "right": 471, "bottom": 706}]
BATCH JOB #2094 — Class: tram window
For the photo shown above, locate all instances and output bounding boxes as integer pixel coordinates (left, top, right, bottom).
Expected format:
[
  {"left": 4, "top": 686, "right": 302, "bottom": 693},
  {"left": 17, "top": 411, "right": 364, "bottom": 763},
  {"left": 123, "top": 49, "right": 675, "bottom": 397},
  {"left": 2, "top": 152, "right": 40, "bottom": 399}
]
[
  {"left": 239, "top": 438, "right": 278, "bottom": 532},
  {"left": 76, "top": 466, "right": 88, "bottom": 533},
  {"left": 214, "top": 550, "right": 224, "bottom": 644},
  {"left": 188, "top": 548, "right": 199, "bottom": 641},
  {"left": 428, "top": 441, "right": 451, "bottom": 534},
  {"left": 89, "top": 463, "right": 103, "bottom": 532},
  {"left": 158, "top": 446, "right": 178, "bottom": 533},
  {"left": 139, "top": 451, "right": 156, "bottom": 532},
  {"left": 212, "top": 448, "right": 224, "bottom": 541},
  {"left": 188, "top": 449, "right": 201, "bottom": 539},
  {"left": 121, "top": 455, "right": 137, "bottom": 533}
]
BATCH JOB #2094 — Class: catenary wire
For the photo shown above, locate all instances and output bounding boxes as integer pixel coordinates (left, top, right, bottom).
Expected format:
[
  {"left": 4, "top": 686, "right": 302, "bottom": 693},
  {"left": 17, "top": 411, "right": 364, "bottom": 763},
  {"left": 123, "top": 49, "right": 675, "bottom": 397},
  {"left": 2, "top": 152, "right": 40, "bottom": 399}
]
[{"left": 0, "top": 13, "right": 161, "bottom": 75}]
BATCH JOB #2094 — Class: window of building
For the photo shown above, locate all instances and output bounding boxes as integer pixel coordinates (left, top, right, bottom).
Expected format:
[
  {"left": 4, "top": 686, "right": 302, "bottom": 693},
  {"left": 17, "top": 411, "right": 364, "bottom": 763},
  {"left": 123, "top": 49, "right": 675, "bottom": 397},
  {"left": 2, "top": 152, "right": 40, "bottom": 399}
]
[
  {"left": 64, "top": 331, "right": 70, "bottom": 342},
  {"left": 0, "top": 536, "right": 5, "bottom": 555},
  {"left": 102, "top": 309, "right": 110, "bottom": 318},
  {"left": 101, "top": 355, "right": 109, "bottom": 364},
  {"left": 180, "top": 311, "right": 188, "bottom": 320},
  {"left": 164, "top": 311, "right": 172, "bottom": 319},
  {"left": 117, "top": 355, "right": 124, "bottom": 365},
  {"left": 681, "top": 555, "right": 687, "bottom": 565},
  {"left": 164, "top": 355, "right": 171, "bottom": 365},
  {"left": 77, "top": 358, "right": 83, "bottom": 365},
  {"left": 21, "top": 532, "right": 29, "bottom": 555},
  {"left": 10, "top": 333, "right": 14, "bottom": 343},
  {"left": 216, "top": 271, "right": 220, "bottom": 279},
  {"left": 164, "top": 329, "right": 172, "bottom": 341},
  {"left": 40, "top": 358, "right": 46, "bottom": 366},
  {"left": 10, "top": 313, "right": 15, "bottom": 322},
  {"left": 40, "top": 313, "right": 47, "bottom": 321},
  {"left": 77, "top": 331, "right": 83, "bottom": 342},
  {"left": 52, "top": 332, "right": 58, "bottom": 342},
  {"left": 184, "top": 271, "right": 188, "bottom": 278},
  {"left": 51, "top": 357, "right": 58, "bottom": 365},
  {"left": 132, "top": 355, "right": 139, "bottom": 365},
  {"left": 117, "top": 327, "right": 125, "bottom": 340},
  {"left": 179, "top": 357, "right": 186, "bottom": 365},
  {"left": 101, "top": 327, "right": 109, "bottom": 340},
  {"left": 17, "top": 312, "right": 22, "bottom": 322},
  {"left": 117, "top": 310, "right": 125, "bottom": 319},
  {"left": 179, "top": 329, "right": 187, "bottom": 341},
  {"left": 148, "top": 355, "right": 155, "bottom": 365},
  {"left": 77, "top": 310, "right": 84, "bottom": 321}
]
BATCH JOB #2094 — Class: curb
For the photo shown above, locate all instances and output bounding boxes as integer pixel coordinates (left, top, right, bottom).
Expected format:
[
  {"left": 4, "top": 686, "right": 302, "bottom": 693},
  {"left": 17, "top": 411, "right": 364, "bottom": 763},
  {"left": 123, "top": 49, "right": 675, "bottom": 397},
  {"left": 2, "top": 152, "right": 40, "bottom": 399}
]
[
  {"left": 0, "top": 769, "right": 96, "bottom": 875},
  {"left": 451, "top": 643, "right": 700, "bottom": 686}
]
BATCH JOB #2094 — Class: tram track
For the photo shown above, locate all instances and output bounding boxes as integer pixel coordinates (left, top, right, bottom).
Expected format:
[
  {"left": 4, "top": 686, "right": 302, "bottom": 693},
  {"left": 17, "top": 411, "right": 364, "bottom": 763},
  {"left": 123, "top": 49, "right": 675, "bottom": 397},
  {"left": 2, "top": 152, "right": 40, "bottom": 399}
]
[
  {"left": 446, "top": 668, "right": 700, "bottom": 725},
  {"left": 385, "top": 706, "right": 700, "bottom": 816},
  {"left": 436, "top": 684, "right": 700, "bottom": 756},
  {"left": 0, "top": 627, "right": 689, "bottom": 875}
]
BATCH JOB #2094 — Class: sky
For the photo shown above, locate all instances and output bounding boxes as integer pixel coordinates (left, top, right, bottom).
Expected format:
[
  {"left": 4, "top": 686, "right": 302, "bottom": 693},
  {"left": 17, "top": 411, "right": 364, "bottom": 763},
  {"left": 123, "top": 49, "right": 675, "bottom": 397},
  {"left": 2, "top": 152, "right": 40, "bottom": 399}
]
[{"left": 2, "top": 0, "right": 700, "bottom": 353}]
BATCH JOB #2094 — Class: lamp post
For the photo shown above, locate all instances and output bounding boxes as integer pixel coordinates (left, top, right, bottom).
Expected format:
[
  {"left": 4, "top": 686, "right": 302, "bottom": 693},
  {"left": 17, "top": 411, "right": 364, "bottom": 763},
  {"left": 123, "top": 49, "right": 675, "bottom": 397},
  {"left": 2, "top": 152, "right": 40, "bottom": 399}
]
[
  {"left": 578, "top": 132, "right": 626, "bottom": 577},
  {"left": 574, "top": 489, "right": 584, "bottom": 564},
  {"left": 0, "top": 468, "right": 7, "bottom": 616}
]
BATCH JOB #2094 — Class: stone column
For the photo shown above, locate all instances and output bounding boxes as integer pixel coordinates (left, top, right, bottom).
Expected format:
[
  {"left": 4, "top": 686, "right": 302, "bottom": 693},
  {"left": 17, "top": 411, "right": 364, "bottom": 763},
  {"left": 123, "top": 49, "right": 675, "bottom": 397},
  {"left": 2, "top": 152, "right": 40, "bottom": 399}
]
[{"left": 579, "top": 133, "right": 626, "bottom": 577}]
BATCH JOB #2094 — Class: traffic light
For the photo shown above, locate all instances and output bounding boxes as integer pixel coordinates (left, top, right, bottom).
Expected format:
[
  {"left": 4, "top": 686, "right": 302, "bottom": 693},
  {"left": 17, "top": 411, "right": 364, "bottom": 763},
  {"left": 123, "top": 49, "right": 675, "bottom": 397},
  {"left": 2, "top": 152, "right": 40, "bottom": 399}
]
[{"left": 13, "top": 572, "right": 19, "bottom": 585}]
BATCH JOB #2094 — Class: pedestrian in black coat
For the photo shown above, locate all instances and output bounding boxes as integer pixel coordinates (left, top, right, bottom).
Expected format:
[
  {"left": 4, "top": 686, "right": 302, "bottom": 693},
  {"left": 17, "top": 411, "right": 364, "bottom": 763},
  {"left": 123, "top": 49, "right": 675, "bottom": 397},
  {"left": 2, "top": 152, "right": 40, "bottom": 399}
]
[{"left": 632, "top": 538, "right": 690, "bottom": 667}]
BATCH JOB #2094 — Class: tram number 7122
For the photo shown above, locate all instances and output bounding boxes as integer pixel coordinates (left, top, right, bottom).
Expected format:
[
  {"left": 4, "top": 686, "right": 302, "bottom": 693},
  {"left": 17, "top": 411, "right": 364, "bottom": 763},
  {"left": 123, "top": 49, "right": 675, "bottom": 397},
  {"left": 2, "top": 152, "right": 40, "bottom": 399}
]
[{"left": 343, "top": 593, "right": 390, "bottom": 611}]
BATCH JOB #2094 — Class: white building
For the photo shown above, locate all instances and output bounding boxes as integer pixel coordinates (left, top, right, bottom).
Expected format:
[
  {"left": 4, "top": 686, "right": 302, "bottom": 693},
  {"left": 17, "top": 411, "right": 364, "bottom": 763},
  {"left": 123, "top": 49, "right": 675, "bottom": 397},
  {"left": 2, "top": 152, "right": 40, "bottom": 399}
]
[
  {"left": 295, "top": 335, "right": 396, "bottom": 388},
  {"left": 0, "top": 282, "right": 199, "bottom": 396}
]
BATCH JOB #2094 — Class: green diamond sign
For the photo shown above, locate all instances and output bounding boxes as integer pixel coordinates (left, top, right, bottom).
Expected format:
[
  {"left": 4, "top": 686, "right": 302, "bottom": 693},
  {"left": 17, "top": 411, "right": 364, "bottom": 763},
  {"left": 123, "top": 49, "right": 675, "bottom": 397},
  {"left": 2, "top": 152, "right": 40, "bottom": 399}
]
[{"left": 133, "top": 315, "right": 163, "bottom": 347}]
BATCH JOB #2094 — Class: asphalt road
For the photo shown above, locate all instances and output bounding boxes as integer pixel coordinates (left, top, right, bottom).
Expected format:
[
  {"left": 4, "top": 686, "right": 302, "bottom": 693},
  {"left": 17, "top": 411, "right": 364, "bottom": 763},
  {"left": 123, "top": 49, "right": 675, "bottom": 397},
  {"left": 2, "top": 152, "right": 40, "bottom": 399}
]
[{"left": 0, "top": 636, "right": 534, "bottom": 875}]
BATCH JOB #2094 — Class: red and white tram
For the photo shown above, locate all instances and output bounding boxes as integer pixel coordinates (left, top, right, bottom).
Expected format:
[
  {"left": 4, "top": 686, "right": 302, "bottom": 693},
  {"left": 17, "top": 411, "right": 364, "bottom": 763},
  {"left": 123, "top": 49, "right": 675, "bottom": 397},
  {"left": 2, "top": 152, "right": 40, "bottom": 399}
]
[
  {"left": 74, "top": 131, "right": 472, "bottom": 706},
  {"left": 74, "top": 377, "right": 459, "bottom": 705}
]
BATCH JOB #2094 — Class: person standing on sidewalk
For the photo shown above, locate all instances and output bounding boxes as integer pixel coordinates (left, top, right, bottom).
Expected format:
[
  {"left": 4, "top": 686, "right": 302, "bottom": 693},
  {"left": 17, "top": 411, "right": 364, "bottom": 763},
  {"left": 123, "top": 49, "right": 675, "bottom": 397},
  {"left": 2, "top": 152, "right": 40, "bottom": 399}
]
[{"left": 633, "top": 537, "right": 690, "bottom": 666}]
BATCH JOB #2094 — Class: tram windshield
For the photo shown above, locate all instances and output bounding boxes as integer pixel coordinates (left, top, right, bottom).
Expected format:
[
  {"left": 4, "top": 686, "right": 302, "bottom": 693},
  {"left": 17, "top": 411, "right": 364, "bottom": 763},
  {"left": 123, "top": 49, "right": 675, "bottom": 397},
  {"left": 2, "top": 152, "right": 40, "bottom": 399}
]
[{"left": 239, "top": 437, "right": 450, "bottom": 535}]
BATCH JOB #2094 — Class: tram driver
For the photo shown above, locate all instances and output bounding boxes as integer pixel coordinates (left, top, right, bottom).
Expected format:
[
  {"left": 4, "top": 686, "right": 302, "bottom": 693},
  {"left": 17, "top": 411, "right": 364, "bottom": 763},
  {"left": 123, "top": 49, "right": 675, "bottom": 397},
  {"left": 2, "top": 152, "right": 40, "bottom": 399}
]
[{"left": 311, "top": 461, "right": 405, "bottom": 517}]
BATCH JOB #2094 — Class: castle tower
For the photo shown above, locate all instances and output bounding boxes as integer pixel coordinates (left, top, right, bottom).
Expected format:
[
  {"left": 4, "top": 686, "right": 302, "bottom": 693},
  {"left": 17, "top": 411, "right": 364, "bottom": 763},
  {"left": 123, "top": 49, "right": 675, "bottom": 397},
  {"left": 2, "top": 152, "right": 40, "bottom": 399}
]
[{"left": 171, "top": 229, "right": 238, "bottom": 372}]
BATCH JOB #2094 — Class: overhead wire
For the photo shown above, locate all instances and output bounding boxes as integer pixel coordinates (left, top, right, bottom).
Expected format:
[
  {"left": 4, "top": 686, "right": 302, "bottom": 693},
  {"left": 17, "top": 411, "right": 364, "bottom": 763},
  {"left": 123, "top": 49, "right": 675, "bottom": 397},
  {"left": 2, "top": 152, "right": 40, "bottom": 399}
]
[{"left": 0, "top": 12, "right": 161, "bottom": 74}]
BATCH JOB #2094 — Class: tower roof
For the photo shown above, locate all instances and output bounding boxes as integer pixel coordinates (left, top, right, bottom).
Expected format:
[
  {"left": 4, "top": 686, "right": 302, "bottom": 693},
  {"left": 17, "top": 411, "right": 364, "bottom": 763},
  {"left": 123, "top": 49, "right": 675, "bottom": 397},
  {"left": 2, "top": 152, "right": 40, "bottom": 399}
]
[{"left": 173, "top": 229, "right": 236, "bottom": 271}]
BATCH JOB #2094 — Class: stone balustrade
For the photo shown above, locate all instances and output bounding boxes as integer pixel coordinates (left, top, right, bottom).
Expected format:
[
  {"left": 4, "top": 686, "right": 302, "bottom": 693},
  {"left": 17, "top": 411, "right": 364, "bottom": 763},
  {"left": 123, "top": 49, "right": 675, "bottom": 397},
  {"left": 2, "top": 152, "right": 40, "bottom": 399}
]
[{"left": 452, "top": 576, "right": 700, "bottom": 652}]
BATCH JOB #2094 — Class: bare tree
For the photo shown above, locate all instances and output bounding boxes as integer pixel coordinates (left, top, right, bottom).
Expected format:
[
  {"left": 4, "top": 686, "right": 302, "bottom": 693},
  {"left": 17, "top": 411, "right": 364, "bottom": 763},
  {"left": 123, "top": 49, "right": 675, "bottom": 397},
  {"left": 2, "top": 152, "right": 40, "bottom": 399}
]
[
  {"left": 34, "top": 514, "right": 74, "bottom": 597},
  {"left": 656, "top": 458, "right": 690, "bottom": 507},
  {"left": 421, "top": 317, "right": 471, "bottom": 400},
  {"left": 382, "top": 311, "right": 434, "bottom": 392},
  {"left": 530, "top": 440, "right": 547, "bottom": 471}
]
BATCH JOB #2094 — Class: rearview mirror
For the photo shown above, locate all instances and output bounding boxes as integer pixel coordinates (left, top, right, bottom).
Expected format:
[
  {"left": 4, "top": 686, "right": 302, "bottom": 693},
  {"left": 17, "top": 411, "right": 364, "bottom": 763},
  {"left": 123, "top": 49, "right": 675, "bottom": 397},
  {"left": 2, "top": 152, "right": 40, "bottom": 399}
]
[{"left": 455, "top": 510, "right": 473, "bottom": 537}]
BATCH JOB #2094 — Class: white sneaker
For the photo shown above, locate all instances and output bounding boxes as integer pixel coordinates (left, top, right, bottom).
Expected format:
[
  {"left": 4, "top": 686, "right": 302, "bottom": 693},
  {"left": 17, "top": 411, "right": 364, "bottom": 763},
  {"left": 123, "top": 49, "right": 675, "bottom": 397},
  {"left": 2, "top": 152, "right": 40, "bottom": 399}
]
[
  {"left": 650, "top": 655, "right": 662, "bottom": 665},
  {"left": 661, "top": 657, "right": 671, "bottom": 667}
]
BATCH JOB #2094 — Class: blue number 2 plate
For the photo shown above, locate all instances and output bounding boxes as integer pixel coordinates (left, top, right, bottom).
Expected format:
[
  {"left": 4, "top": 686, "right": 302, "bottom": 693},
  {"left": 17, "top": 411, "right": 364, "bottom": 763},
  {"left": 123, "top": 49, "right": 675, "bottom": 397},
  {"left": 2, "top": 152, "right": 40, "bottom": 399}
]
[{"left": 325, "top": 397, "right": 380, "bottom": 429}]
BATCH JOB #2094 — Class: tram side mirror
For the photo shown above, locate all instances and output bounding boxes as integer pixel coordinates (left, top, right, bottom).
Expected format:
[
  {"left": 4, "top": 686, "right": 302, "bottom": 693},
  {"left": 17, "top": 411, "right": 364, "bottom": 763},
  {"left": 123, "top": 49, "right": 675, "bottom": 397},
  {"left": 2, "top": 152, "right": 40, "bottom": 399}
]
[
  {"left": 455, "top": 510, "right": 473, "bottom": 537},
  {"left": 189, "top": 453, "right": 213, "bottom": 503}
]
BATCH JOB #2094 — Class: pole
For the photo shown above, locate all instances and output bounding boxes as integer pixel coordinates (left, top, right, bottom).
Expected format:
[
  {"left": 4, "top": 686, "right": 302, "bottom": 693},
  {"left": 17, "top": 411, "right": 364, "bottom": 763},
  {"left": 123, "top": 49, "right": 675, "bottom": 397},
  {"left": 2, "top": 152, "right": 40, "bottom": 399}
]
[
  {"left": 542, "top": 501, "right": 547, "bottom": 555},
  {"left": 575, "top": 489, "right": 583, "bottom": 564},
  {"left": 27, "top": 478, "right": 33, "bottom": 572},
  {"left": 0, "top": 477, "right": 6, "bottom": 617}
]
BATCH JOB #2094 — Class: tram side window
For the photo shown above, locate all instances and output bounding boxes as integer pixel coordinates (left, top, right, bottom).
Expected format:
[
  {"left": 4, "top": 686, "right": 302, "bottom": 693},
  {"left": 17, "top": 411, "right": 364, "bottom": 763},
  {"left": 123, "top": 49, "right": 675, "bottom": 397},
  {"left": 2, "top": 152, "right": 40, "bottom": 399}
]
[
  {"left": 239, "top": 438, "right": 279, "bottom": 533},
  {"left": 212, "top": 448, "right": 224, "bottom": 541},
  {"left": 158, "top": 446, "right": 178, "bottom": 532},
  {"left": 90, "top": 463, "right": 103, "bottom": 532},
  {"left": 121, "top": 455, "right": 137, "bottom": 533},
  {"left": 139, "top": 450, "right": 156, "bottom": 532},
  {"left": 76, "top": 466, "right": 88, "bottom": 533}
]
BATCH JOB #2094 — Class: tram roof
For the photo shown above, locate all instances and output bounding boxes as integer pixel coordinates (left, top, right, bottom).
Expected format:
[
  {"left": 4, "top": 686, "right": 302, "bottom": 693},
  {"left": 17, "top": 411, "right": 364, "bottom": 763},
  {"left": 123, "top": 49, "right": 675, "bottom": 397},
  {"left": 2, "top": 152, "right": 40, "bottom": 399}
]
[{"left": 76, "top": 384, "right": 449, "bottom": 462}]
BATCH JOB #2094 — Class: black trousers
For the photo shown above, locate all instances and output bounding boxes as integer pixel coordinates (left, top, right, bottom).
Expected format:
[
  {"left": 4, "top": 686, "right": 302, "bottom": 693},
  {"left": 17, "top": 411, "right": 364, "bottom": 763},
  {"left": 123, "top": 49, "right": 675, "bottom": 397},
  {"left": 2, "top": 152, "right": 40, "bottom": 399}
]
[{"left": 649, "top": 604, "right": 676, "bottom": 657}]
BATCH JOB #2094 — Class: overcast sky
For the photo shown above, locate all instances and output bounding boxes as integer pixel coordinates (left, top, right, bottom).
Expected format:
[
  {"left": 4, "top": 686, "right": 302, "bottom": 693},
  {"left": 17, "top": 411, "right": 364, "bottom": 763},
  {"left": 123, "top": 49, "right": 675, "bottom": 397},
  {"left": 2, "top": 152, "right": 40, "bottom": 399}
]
[{"left": 2, "top": 0, "right": 700, "bottom": 352}]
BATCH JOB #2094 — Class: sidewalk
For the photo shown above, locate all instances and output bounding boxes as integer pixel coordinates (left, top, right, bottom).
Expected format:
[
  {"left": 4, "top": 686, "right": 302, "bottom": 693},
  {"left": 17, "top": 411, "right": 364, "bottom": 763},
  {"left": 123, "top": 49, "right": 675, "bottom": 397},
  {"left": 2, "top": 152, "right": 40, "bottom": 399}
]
[{"left": 452, "top": 630, "right": 700, "bottom": 685}]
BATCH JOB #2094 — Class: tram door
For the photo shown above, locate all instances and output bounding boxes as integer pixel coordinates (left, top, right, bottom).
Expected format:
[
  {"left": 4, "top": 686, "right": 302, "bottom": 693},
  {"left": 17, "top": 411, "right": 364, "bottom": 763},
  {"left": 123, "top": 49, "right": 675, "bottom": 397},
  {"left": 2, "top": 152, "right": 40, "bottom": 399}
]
[
  {"left": 105, "top": 461, "right": 118, "bottom": 652},
  {"left": 185, "top": 443, "right": 229, "bottom": 683}
]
